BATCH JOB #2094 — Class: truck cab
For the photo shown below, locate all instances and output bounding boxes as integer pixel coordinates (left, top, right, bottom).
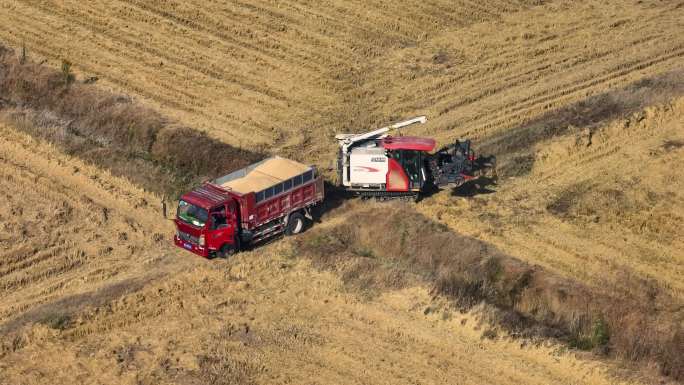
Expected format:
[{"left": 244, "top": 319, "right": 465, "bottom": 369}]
[{"left": 174, "top": 184, "right": 239, "bottom": 258}]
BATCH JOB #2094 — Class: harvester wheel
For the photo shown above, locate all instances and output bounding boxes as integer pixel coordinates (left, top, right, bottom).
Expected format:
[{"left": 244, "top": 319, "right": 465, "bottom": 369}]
[
  {"left": 285, "top": 212, "right": 306, "bottom": 236},
  {"left": 485, "top": 156, "right": 498, "bottom": 181}
]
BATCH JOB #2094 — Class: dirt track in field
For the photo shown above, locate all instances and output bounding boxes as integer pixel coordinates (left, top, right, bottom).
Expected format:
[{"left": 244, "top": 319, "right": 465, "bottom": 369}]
[
  {"left": 0, "top": 126, "right": 630, "bottom": 385},
  {"left": 0, "top": 0, "right": 683, "bottom": 383}
]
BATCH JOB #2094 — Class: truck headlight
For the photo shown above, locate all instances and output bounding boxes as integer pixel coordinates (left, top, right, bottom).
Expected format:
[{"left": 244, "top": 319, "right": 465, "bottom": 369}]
[{"left": 199, "top": 234, "right": 206, "bottom": 246}]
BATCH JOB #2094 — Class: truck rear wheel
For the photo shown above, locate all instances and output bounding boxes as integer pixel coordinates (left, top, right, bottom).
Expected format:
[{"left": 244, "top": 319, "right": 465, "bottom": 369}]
[{"left": 285, "top": 212, "right": 306, "bottom": 236}]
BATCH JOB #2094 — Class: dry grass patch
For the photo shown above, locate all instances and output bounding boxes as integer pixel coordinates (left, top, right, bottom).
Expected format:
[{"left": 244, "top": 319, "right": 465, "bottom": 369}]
[
  {"left": 295, "top": 202, "right": 684, "bottom": 380},
  {"left": 0, "top": 45, "right": 264, "bottom": 198},
  {"left": 483, "top": 70, "right": 684, "bottom": 178}
]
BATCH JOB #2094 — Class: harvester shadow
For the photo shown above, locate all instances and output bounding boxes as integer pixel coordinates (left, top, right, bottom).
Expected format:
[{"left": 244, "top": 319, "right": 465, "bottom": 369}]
[{"left": 450, "top": 177, "right": 498, "bottom": 198}]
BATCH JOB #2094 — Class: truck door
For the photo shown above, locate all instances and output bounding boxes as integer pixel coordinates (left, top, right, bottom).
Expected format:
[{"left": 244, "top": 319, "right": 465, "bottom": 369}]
[
  {"left": 227, "top": 200, "right": 238, "bottom": 229},
  {"left": 207, "top": 204, "right": 233, "bottom": 252}
]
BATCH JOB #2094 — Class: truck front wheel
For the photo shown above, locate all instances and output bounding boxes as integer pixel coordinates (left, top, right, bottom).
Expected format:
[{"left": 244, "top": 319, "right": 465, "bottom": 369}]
[
  {"left": 218, "top": 236, "right": 240, "bottom": 258},
  {"left": 285, "top": 212, "right": 306, "bottom": 236}
]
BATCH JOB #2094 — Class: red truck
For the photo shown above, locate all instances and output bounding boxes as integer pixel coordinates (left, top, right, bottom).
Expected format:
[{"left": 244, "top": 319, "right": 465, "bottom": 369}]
[{"left": 173, "top": 156, "right": 324, "bottom": 257}]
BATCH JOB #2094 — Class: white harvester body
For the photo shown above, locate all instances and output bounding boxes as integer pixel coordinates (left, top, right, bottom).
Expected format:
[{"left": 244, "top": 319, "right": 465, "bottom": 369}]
[
  {"left": 335, "top": 116, "right": 427, "bottom": 188},
  {"left": 349, "top": 147, "right": 388, "bottom": 187}
]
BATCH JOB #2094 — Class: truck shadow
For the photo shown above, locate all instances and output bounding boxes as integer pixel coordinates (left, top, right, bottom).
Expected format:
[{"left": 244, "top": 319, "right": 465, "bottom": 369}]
[
  {"left": 313, "top": 181, "right": 353, "bottom": 221},
  {"left": 229, "top": 181, "right": 347, "bottom": 255}
]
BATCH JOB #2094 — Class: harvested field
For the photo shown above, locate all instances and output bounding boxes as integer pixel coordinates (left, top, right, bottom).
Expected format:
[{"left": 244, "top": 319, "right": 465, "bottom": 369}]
[
  {"left": 419, "top": 97, "right": 684, "bottom": 296},
  {"left": 0, "top": 0, "right": 683, "bottom": 383},
  {"left": 0, "top": 124, "right": 631, "bottom": 385},
  {"left": 0, "top": 1, "right": 682, "bottom": 159},
  {"left": 0, "top": 124, "right": 179, "bottom": 329}
]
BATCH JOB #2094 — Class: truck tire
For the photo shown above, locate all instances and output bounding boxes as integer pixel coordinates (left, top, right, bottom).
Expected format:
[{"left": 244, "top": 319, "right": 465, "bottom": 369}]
[
  {"left": 218, "top": 244, "right": 233, "bottom": 258},
  {"left": 218, "top": 236, "right": 240, "bottom": 258},
  {"left": 285, "top": 212, "right": 306, "bottom": 236}
]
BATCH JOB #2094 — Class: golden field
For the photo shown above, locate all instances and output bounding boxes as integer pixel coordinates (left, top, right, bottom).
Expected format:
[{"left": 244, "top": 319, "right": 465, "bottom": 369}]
[
  {"left": 0, "top": 0, "right": 682, "bottom": 383},
  {"left": 0, "top": 126, "right": 628, "bottom": 384}
]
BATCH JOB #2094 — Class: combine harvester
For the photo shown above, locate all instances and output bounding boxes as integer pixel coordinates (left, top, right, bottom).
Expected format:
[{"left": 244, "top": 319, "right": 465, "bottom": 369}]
[
  {"left": 336, "top": 116, "right": 496, "bottom": 200},
  {"left": 174, "top": 116, "right": 494, "bottom": 256}
]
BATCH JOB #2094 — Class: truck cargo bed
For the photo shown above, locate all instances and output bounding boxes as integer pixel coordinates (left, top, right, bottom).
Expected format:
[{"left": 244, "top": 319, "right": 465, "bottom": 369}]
[
  {"left": 215, "top": 156, "right": 312, "bottom": 194},
  {"left": 212, "top": 156, "right": 324, "bottom": 230}
]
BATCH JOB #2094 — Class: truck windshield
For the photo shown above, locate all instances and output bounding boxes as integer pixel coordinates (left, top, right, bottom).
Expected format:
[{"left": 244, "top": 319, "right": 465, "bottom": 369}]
[{"left": 177, "top": 200, "right": 208, "bottom": 227}]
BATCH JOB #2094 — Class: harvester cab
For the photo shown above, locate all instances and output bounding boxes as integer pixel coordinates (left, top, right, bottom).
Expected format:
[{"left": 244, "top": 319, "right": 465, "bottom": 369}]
[{"left": 335, "top": 116, "right": 496, "bottom": 199}]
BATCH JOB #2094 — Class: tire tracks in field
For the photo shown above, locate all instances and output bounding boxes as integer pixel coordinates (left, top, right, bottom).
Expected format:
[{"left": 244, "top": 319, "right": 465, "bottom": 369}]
[
  {"left": 0, "top": 124, "right": 193, "bottom": 329},
  {"left": 436, "top": 37, "right": 679, "bottom": 131},
  {"left": 12, "top": 0, "right": 290, "bottom": 104},
  {"left": 463, "top": 45, "right": 684, "bottom": 140}
]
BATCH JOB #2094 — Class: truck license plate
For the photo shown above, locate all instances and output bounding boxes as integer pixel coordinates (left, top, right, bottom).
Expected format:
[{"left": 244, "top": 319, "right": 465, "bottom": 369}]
[{"left": 184, "top": 242, "right": 192, "bottom": 250}]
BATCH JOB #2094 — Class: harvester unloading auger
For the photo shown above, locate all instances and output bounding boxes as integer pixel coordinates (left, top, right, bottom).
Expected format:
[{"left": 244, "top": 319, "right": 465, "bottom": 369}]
[{"left": 335, "top": 116, "right": 496, "bottom": 200}]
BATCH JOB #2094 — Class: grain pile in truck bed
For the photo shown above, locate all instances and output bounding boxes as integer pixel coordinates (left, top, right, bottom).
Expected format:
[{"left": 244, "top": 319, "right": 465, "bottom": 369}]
[{"left": 216, "top": 156, "right": 312, "bottom": 194}]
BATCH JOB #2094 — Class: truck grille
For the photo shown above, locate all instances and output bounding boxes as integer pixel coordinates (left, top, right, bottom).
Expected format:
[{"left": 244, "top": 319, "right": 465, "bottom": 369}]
[{"left": 178, "top": 231, "right": 199, "bottom": 244}]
